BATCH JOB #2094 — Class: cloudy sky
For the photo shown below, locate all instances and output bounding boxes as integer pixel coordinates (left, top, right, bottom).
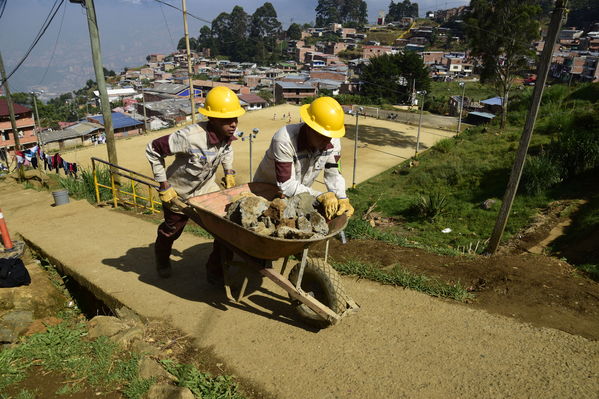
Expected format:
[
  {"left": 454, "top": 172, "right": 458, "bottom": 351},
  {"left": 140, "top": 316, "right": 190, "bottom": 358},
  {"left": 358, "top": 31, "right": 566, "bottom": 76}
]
[{"left": 0, "top": 0, "right": 468, "bottom": 98}]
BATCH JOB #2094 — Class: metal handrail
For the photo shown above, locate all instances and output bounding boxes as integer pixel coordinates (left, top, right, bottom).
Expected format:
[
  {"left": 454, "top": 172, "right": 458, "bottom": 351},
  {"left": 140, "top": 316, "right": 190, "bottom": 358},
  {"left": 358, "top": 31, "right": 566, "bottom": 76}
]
[{"left": 91, "top": 157, "right": 162, "bottom": 213}]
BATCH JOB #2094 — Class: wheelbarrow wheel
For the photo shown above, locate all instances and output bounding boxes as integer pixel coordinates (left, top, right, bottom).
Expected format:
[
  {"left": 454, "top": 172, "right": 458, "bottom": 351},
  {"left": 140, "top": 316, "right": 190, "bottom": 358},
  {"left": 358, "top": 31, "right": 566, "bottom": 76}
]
[{"left": 288, "top": 257, "right": 347, "bottom": 328}]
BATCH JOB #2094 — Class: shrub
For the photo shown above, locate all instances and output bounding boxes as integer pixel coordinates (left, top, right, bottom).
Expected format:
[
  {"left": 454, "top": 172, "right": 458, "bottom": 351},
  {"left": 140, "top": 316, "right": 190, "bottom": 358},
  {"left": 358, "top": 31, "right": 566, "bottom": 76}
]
[
  {"left": 58, "top": 166, "right": 112, "bottom": 203},
  {"left": 520, "top": 154, "right": 563, "bottom": 195},
  {"left": 413, "top": 191, "right": 449, "bottom": 221},
  {"left": 433, "top": 138, "right": 456, "bottom": 154}
]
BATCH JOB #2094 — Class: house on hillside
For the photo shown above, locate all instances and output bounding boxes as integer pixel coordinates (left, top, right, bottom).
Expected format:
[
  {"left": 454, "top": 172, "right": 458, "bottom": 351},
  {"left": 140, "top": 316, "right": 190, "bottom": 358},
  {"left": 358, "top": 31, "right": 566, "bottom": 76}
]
[
  {"left": 238, "top": 93, "right": 268, "bottom": 111},
  {"left": 39, "top": 121, "right": 102, "bottom": 151},
  {"left": 0, "top": 99, "right": 37, "bottom": 156},
  {"left": 275, "top": 81, "right": 317, "bottom": 104},
  {"left": 87, "top": 112, "right": 144, "bottom": 138}
]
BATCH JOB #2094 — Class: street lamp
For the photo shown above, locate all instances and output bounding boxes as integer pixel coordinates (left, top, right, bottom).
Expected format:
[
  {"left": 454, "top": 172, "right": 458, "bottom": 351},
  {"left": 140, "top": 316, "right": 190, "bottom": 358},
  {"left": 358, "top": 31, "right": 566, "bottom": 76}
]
[
  {"left": 240, "top": 128, "right": 259, "bottom": 181},
  {"left": 457, "top": 82, "right": 465, "bottom": 133},
  {"left": 415, "top": 90, "right": 427, "bottom": 157},
  {"left": 352, "top": 106, "right": 363, "bottom": 188}
]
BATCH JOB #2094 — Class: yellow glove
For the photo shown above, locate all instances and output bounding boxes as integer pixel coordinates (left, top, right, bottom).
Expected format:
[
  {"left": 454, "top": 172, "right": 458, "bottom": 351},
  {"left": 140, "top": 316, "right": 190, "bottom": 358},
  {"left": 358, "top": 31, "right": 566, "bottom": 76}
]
[
  {"left": 337, "top": 198, "right": 354, "bottom": 218},
  {"left": 159, "top": 186, "right": 178, "bottom": 203},
  {"left": 225, "top": 174, "right": 236, "bottom": 188},
  {"left": 317, "top": 192, "right": 339, "bottom": 220}
]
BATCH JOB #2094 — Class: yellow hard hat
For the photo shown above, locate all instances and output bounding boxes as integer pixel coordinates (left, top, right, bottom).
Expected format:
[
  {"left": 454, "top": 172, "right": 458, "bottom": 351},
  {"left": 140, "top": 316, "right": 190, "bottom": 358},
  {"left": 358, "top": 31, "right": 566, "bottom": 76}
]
[
  {"left": 199, "top": 86, "right": 246, "bottom": 118},
  {"left": 299, "top": 96, "right": 345, "bottom": 138}
]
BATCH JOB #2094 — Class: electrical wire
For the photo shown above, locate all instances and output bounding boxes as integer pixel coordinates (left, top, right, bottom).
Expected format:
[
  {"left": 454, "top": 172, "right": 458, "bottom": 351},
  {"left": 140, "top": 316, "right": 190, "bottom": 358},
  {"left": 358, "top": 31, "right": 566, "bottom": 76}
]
[
  {"left": 159, "top": 2, "right": 176, "bottom": 49},
  {"left": 39, "top": 0, "right": 67, "bottom": 85},
  {"left": 152, "top": 0, "right": 212, "bottom": 25},
  {"left": 0, "top": 0, "right": 7, "bottom": 20},
  {"left": 0, "top": 0, "right": 66, "bottom": 86}
]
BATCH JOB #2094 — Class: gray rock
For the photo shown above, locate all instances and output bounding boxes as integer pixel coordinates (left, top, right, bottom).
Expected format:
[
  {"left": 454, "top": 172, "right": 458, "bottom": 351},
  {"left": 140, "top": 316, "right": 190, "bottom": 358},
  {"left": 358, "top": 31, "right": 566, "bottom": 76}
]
[
  {"left": 0, "top": 310, "right": 34, "bottom": 340},
  {"left": 226, "top": 196, "right": 270, "bottom": 228},
  {"left": 285, "top": 192, "right": 316, "bottom": 218},
  {"left": 249, "top": 220, "right": 276, "bottom": 236},
  {"left": 481, "top": 199, "right": 496, "bottom": 210},
  {"left": 115, "top": 306, "right": 144, "bottom": 325},
  {"left": 296, "top": 216, "right": 312, "bottom": 232},
  {"left": 276, "top": 226, "right": 315, "bottom": 239},
  {"left": 110, "top": 326, "right": 144, "bottom": 348},
  {"left": 146, "top": 383, "right": 195, "bottom": 399},
  {"left": 263, "top": 197, "right": 288, "bottom": 220},
  {"left": 138, "top": 356, "right": 176, "bottom": 381},
  {"left": 308, "top": 211, "right": 329, "bottom": 235},
  {"left": 88, "top": 315, "right": 128, "bottom": 339}
]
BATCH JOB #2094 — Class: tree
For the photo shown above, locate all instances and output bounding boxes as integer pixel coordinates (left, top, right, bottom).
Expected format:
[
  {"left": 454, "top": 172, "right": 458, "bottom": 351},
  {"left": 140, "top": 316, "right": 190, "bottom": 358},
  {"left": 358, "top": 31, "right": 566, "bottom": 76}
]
[
  {"left": 287, "top": 23, "right": 302, "bottom": 40},
  {"left": 359, "top": 52, "right": 430, "bottom": 104},
  {"left": 387, "top": 0, "right": 419, "bottom": 21},
  {"left": 466, "top": 0, "right": 541, "bottom": 128},
  {"left": 249, "top": 2, "right": 282, "bottom": 63},
  {"left": 197, "top": 25, "right": 213, "bottom": 52},
  {"left": 316, "top": 0, "right": 367, "bottom": 27}
]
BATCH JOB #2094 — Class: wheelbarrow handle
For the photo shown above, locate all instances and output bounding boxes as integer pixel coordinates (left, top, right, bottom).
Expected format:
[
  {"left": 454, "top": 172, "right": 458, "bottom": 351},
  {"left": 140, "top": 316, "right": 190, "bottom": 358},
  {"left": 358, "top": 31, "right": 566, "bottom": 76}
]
[{"left": 170, "top": 197, "right": 188, "bottom": 210}]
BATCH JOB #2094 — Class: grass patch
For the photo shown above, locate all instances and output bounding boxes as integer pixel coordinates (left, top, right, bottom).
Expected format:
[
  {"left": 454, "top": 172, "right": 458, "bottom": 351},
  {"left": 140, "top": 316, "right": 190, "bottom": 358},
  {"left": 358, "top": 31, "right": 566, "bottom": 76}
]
[
  {"left": 0, "top": 323, "right": 153, "bottom": 398},
  {"left": 161, "top": 359, "right": 244, "bottom": 399},
  {"left": 331, "top": 259, "right": 473, "bottom": 302}
]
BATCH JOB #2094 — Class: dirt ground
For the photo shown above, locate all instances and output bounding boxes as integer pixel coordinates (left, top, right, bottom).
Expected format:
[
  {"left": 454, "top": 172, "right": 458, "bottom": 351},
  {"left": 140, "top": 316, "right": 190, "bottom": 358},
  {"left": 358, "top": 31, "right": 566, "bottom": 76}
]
[{"left": 312, "top": 198, "right": 599, "bottom": 341}]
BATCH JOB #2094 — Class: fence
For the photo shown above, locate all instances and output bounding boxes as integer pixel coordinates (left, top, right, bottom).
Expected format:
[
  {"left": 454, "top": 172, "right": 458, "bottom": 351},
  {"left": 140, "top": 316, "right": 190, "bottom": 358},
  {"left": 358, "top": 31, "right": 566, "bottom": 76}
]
[
  {"left": 350, "top": 104, "right": 459, "bottom": 131},
  {"left": 91, "top": 157, "right": 161, "bottom": 214}
]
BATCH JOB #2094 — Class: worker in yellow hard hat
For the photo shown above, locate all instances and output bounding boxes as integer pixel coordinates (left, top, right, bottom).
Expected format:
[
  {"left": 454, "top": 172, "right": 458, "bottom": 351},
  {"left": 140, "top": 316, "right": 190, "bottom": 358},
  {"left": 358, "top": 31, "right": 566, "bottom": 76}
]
[
  {"left": 146, "top": 86, "right": 245, "bottom": 281},
  {"left": 253, "top": 96, "right": 354, "bottom": 219}
]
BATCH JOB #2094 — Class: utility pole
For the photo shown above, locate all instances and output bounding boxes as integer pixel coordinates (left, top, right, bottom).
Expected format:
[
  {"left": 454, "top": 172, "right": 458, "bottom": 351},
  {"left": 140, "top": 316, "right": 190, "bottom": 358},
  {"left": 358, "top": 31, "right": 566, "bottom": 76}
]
[
  {"left": 0, "top": 50, "right": 24, "bottom": 180},
  {"left": 72, "top": 0, "right": 118, "bottom": 168},
  {"left": 181, "top": 0, "right": 196, "bottom": 124},
  {"left": 31, "top": 91, "right": 43, "bottom": 150},
  {"left": 457, "top": 82, "right": 465, "bottom": 133},
  {"left": 485, "top": 0, "right": 568, "bottom": 254},
  {"left": 141, "top": 85, "right": 148, "bottom": 133},
  {"left": 352, "top": 106, "right": 363, "bottom": 188},
  {"left": 414, "top": 90, "right": 426, "bottom": 157}
]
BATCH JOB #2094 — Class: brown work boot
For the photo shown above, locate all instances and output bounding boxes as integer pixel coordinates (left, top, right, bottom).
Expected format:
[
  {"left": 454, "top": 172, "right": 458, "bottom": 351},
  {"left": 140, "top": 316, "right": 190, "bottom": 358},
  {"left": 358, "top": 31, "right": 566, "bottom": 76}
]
[{"left": 155, "top": 249, "right": 172, "bottom": 278}]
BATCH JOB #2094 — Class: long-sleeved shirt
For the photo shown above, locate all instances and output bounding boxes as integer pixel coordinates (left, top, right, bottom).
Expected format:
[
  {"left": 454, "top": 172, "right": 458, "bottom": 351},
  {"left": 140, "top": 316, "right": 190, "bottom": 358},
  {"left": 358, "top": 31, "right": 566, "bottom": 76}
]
[
  {"left": 252, "top": 123, "right": 347, "bottom": 198},
  {"left": 146, "top": 121, "right": 235, "bottom": 200}
]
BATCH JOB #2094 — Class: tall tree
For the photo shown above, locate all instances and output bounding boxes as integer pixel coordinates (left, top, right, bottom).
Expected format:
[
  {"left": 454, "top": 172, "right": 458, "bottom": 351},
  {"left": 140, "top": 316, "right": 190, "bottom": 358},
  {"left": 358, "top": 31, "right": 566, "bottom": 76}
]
[
  {"left": 387, "top": 0, "right": 419, "bottom": 21},
  {"left": 197, "top": 25, "right": 214, "bottom": 53},
  {"left": 249, "top": 2, "right": 282, "bottom": 63},
  {"left": 315, "top": 0, "right": 367, "bottom": 27},
  {"left": 359, "top": 52, "right": 430, "bottom": 104},
  {"left": 466, "top": 0, "right": 541, "bottom": 128},
  {"left": 287, "top": 23, "right": 303, "bottom": 40}
]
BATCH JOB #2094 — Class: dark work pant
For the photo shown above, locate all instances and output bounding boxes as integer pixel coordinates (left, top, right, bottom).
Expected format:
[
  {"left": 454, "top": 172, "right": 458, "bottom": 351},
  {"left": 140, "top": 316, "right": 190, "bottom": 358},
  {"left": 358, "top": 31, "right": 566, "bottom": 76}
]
[{"left": 155, "top": 205, "right": 225, "bottom": 276}]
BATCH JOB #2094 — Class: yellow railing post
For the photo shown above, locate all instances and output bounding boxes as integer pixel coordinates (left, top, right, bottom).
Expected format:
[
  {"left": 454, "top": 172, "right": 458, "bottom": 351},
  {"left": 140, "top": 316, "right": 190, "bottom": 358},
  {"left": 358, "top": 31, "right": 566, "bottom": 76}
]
[
  {"left": 149, "top": 187, "right": 155, "bottom": 213},
  {"left": 110, "top": 173, "right": 118, "bottom": 208},
  {"left": 92, "top": 159, "right": 100, "bottom": 203},
  {"left": 130, "top": 172, "right": 137, "bottom": 210}
]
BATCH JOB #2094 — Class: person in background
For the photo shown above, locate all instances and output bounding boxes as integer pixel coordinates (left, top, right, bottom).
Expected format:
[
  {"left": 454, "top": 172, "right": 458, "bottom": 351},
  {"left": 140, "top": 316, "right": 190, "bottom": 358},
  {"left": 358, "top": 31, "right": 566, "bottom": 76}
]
[
  {"left": 253, "top": 96, "right": 354, "bottom": 220},
  {"left": 146, "top": 86, "right": 245, "bottom": 281}
]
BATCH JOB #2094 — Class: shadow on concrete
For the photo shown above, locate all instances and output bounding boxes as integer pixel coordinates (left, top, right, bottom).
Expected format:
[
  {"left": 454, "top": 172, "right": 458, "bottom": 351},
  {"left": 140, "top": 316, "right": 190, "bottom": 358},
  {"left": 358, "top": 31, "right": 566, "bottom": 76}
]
[
  {"left": 102, "top": 241, "right": 318, "bottom": 332},
  {"left": 343, "top": 123, "right": 421, "bottom": 149}
]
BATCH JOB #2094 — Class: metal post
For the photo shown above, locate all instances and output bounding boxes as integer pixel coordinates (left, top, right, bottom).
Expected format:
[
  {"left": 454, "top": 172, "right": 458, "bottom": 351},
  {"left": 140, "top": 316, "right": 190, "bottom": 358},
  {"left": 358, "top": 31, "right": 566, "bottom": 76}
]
[
  {"left": 486, "top": 0, "right": 567, "bottom": 254},
  {"left": 80, "top": 0, "right": 119, "bottom": 170},
  {"left": 415, "top": 91, "right": 426, "bottom": 157},
  {"left": 457, "top": 82, "right": 465, "bottom": 133},
  {"left": 0, "top": 50, "right": 24, "bottom": 180},
  {"left": 181, "top": 0, "right": 196, "bottom": 124},
  {"left": 352, "top": 106, "right": 362, "bottom": 188},
  {"left": 31, "top": 91, "right": 44, "bottom": 150},
  {"left": 141, "top": 86, "right": 148, "bottom": 133}
]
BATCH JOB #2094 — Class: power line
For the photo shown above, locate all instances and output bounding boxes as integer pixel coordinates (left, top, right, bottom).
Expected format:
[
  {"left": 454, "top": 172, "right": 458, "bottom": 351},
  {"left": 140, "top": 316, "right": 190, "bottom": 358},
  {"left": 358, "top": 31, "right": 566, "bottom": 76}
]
[
  {"left": 39, "top": 0, "right": 67, "bottom": 85},
  {"left": 152, "top": 0, "right": 211, "bottom": 25},
  {"left": 0, "top": 0, "right": 66, "bottom": 86},
  {"left": 159, "top": 2, "right": 176, "bottom": 49},
  {"left": 0, "top": 0, "right": 7, "bottom": 20}
]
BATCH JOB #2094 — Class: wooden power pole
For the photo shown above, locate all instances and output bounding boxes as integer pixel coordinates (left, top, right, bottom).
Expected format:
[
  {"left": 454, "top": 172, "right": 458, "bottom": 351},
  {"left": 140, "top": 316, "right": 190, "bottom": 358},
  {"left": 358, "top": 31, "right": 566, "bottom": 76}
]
[
  {"left": 0, "top": 50, "right": 24, "bottom": 180},
  {"left": 73, "top": 0, "right": 118, "bottom": 168},
  {"left": 181, "top": 0, "right": 196, "bottom": 124},
  {"left": 485, "top": 0, "right": 568, "bottom": 254}
]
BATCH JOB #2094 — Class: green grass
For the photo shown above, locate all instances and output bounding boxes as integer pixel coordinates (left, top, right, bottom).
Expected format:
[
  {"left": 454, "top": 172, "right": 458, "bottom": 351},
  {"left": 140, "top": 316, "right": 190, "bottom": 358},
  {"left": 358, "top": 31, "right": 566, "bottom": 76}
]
[
  {"left": 331, "top": 259, "right": 473, "bottom": 302},
  {"left": 57, "top": 165, "right": 113, "bottom": 203},
  {"left": 161, "top": 359, "right": 245, "bottom": 399}
]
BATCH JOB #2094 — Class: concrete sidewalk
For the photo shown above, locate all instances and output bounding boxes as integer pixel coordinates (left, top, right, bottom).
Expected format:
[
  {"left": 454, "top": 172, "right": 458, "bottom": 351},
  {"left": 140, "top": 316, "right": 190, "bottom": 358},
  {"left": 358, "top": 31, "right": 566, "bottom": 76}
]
[{"left": 1, "top": 183, "right": 598, "bottom": 399}]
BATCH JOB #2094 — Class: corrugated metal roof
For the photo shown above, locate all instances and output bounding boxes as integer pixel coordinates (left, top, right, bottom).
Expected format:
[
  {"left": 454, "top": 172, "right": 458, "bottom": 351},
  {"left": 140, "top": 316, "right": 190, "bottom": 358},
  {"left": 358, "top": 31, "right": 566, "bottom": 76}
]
[
  {"left": 89, "top": 112, "right": 143, "bottom": 129},
  {"left": 0, "top": 99, "right": 30, "bottom": 116},
  {"left": 468, "top": 111, "right": 496, "bottom": 119},
  {"left": 480, "top": 97, "right": 503, "bottom": 106},
  {"left": 39, "top": 122, "right": 101, "bottom": 144},
  {"left": 276, "top": 81, "right": 315, "bottom": 89},
  {"left": 238, "top": 93, "right": 267, "bottom": 104},
  {"left": 149, "top": 83, "right": 188, "bottom": 95}
]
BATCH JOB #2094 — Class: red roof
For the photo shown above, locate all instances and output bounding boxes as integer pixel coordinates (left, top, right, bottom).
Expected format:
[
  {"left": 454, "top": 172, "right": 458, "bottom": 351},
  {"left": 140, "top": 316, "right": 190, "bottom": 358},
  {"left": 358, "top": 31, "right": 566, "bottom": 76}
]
[
  {"left": 0, "top": 98, "right": 31, "bottom": 116},
  {"left": 238, "top": 93, "right": 268, "bottom": 105}
]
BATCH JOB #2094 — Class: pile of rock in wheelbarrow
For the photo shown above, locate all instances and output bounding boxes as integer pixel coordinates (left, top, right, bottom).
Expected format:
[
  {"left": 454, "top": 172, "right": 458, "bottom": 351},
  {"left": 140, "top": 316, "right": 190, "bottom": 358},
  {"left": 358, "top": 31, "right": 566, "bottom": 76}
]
[{"left": 225, "top": 192, "right": 329, "bottom": 239}]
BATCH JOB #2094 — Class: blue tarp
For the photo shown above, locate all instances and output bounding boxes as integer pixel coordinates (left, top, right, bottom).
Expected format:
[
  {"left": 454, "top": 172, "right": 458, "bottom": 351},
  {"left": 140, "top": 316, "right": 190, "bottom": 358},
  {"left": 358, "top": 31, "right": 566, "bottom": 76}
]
[
  {"left": 480, "top": 97, "right": 503, "bottom": 106},
  {"left": 91, "top": 112, "right": 143, "bottom": 129},
  {"left": 468, "top": 111, "right": 496, "bottom": 119}
]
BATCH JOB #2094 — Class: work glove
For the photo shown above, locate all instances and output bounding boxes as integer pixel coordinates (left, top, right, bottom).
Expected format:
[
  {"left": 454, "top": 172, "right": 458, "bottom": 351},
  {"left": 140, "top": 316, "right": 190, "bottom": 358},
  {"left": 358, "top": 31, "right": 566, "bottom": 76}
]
[
  {"left": 317, "top": 192, "right": 339, "bottom": 220},
  {"left": 337, "top": 198, "right": 354, "bottom": 218},
  {"left": 159, "top": 186, "right": 178, "bottom": 203},
  {"left": 224, "top": 174, "right": 236, "bottom": 188}
]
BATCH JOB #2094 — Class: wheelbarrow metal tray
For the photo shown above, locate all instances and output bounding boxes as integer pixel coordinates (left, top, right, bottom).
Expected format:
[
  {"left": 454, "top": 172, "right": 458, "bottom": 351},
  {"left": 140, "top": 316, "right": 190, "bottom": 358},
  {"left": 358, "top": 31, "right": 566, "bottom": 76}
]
[{"left": 187, "top": 183, "right": 348, "bottom": 260}]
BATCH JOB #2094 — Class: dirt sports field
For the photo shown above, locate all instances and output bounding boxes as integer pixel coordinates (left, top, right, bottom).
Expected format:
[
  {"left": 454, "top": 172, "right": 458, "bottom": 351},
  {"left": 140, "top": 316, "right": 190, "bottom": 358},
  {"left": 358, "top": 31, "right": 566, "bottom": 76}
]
[
  {"left": 25, "top": 103, "right": 598, "bottom": 398},
  {"left": 58, "top": 103, "right": 454, "bottom": 192}
]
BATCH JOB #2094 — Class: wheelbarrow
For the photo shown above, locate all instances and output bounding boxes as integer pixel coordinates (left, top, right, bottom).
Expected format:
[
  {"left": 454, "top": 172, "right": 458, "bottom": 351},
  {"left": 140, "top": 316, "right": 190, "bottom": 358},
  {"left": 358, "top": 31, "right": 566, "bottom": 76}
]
[{"left": 171, "top": 182, "right": 359, "bottom": 328}]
